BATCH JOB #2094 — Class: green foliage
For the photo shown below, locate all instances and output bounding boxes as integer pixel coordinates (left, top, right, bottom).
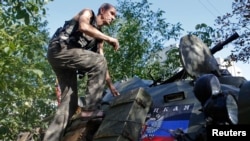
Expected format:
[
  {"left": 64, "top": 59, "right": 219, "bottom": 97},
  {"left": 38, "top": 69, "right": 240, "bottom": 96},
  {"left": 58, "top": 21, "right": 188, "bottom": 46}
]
[
  {"left": 147, "top": 47, "right": 182, "bottom": 81},
  {"left": 161, "top": 48, "right": 182, "bottom": 79},
  {"left": 103, "top": 0, "right": 183, "bottom": 82},
  {"left": 187, "top": 1, "right": 250, "bottom": 63},
  {"left": 214, "top": 0, "right": 250, "bottom": 63},
  {"left": 191, "top": 23, "right": 216, "bottom": 47},
  {"left": 0, "top": 0, "right": 49, "bottom": 26},
  {"left": 0, "top": 0, "right": 55, "bottom": 140}
]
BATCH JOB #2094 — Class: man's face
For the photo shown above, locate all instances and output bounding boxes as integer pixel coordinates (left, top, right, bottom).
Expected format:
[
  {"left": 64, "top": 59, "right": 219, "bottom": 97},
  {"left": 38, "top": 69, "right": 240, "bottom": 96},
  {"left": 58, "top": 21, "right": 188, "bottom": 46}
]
[{"left": 101, "top": 7, "right": 116, "bottom": 25}]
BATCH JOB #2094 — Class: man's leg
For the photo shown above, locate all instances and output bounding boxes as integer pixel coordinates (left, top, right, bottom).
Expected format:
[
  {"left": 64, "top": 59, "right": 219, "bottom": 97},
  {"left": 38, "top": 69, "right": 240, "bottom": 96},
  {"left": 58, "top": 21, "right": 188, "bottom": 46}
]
[
  {"left": 48, "top": 44, "right": 107, "bottom": 110},
  {"left": 84, "top": 56, "right": 107, "bottom": 111},
  {"left": 66, "top": 48, "right": 108, "bottom": 110},
  {"left": 42, "top": 69, "right": 78, "bottom": 141},
  {"left": 45, "top": 46, "right": 107, "bottom": 140}
]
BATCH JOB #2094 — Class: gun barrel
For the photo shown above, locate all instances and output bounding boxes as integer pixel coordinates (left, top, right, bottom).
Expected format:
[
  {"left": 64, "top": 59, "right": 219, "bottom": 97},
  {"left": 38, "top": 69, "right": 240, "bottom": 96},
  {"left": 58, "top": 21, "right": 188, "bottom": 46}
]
[{"left": 210, "top": 32, "right": 240, "bottom": 54}]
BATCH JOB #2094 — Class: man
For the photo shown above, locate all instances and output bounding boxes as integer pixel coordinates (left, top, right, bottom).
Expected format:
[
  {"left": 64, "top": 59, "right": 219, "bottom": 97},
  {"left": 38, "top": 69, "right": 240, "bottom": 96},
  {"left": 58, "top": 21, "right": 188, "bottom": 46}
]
[{"left": 43, "top": 3, "right": 119, "bottom": 141}]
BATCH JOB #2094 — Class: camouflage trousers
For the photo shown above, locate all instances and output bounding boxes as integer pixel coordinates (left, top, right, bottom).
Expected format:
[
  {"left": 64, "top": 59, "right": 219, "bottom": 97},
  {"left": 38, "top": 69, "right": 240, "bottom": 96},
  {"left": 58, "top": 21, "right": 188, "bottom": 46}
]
[{"left": 43, "top": 41, "right": 107, "bottom": 141}]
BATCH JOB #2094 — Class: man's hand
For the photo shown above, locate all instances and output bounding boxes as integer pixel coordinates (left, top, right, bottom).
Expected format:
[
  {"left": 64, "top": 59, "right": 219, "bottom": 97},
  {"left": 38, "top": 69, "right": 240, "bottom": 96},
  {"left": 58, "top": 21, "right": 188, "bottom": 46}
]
[
  {"left": 109, "top": 84, "right": 120, "bottom": 97},
  {"left": 108, "top": 37, "right": 119, "bottom": 51}
]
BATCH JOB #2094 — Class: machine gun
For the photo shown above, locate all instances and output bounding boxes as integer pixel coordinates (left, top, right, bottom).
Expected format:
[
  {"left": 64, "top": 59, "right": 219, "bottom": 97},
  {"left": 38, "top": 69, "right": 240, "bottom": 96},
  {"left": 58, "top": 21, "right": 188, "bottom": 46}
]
[
  {"left": 210, "top": 32, "right": 240, "bottom": 54},
  {"left": 162, "top": 32, "right": 240, "bottom": 84}
]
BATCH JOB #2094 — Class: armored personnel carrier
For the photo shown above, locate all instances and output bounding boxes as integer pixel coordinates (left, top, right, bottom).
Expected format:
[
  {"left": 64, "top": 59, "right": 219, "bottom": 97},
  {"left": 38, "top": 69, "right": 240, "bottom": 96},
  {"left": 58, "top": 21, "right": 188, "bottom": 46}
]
[{"left": 48, "top": 32, "right": 250, "bottom": 141}]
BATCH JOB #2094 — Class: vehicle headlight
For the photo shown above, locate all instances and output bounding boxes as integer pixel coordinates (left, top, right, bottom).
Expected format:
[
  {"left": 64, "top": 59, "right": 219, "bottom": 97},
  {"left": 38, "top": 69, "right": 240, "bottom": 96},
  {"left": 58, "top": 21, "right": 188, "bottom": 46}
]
[
  {"left": 226, "top": 94, "right": 238, "bottom": 124},
  {"left": 194, "top": 74, "right": 221, "bottom": 106},
  {"left": 194, "top": 74, "right": 238, "bottom": 124},
  {"left": 203, "top": 93, "right": 238, "bottom": 125}
]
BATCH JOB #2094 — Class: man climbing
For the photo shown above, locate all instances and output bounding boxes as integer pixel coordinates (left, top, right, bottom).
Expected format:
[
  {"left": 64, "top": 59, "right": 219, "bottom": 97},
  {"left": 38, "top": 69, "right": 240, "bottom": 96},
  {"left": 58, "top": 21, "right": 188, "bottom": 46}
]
[{"left": 43, "top": 3, "right": 119, "bottom": 141}]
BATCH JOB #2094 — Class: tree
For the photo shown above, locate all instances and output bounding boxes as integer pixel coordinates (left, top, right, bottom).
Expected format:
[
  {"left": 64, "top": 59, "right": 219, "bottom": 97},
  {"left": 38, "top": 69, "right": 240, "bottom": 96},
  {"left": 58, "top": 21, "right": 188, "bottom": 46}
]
[
  {"left": 103, "top": 0, "right": 183, "bottom": 82},
  {"left": 147, "top": 47, "right": 182, "bottom": 82},
  {"left": 190, "top": 23, "right": 216, "bottom": 47},
  {"left": 0, "top": 0, "right": 55, "bottom": 140},
  {"left": 214, "top": 0, "right": 250, "bottom": 63}
]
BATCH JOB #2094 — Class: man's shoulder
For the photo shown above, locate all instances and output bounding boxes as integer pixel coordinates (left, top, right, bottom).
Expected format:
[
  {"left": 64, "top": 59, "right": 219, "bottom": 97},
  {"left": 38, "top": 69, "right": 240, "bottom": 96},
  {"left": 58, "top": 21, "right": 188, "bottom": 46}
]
[
  {"left": 80, "top": 8, "right": 94, "bottom": 14},
  {"left": 77, "top": 8, "right": 95, "bottom": 19}
]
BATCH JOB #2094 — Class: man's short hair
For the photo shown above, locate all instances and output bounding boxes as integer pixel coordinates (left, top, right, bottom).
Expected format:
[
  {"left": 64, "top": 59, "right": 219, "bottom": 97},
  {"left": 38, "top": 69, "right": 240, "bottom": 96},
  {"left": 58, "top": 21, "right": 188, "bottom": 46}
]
[{"left": 98, "top": 3, "right": 115, "bottom": 15}]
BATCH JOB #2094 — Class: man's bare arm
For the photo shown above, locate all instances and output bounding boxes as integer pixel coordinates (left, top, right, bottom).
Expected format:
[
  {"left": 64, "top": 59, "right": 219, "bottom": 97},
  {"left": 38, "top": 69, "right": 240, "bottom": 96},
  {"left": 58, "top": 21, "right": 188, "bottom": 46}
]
[
  {"left": 76, "top": 9, "right": 119, "bottom": 51},
  {"left": 98, "top": 42, "right": 120, "bottom": 96}
]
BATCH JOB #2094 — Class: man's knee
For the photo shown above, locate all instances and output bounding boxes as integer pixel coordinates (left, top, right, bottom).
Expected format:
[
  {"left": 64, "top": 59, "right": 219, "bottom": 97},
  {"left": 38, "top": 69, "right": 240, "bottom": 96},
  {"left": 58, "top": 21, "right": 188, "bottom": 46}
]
[{"left": 97, "top": 56, "right": 107, "bottom": 69}]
